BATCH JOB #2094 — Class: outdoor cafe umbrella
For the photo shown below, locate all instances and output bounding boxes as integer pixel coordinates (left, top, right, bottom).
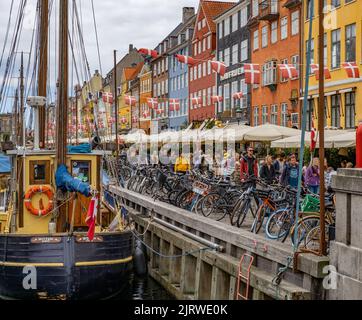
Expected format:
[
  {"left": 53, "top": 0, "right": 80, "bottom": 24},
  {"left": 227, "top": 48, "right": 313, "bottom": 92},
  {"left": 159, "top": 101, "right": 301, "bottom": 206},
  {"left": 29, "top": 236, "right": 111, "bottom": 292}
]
[
  {"left": 242, "top": 124, "right": 301, "bottom": 142},
  {"left": 124, "top": 129, "right": 149, "bottom": 144},
  {"left": 326, "top": 131, "right": 356, "bottom": 148}
]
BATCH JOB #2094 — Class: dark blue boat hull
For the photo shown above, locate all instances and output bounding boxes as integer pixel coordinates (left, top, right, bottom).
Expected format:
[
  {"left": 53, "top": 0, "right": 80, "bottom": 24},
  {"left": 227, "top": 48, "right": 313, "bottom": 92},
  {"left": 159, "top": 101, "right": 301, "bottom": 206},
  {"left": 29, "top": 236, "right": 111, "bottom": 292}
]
[{"left": 0, "top": 231, "right": 133, "bottom": 300}]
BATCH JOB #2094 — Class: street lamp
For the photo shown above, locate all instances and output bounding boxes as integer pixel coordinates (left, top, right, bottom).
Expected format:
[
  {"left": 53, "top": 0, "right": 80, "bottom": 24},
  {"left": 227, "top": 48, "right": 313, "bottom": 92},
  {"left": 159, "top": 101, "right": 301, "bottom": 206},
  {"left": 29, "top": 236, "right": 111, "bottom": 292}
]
[{"left": 235, "top": 107, "right": 243, "bottom": 125}]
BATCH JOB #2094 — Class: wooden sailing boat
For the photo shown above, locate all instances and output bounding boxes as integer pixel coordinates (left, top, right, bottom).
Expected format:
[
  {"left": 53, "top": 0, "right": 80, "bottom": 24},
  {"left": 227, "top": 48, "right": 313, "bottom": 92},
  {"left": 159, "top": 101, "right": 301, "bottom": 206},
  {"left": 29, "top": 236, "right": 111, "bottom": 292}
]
[{"left": 0, "top": 0, "right": 133, "bottom": 300}]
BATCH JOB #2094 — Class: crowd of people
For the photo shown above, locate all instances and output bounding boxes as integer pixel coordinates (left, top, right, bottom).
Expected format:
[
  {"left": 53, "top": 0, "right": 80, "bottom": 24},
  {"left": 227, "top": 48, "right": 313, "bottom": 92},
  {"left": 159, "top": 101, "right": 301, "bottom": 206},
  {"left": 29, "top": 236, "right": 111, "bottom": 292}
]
[{"left": 122, "top": 144, "right": 353, "bottom": 195}]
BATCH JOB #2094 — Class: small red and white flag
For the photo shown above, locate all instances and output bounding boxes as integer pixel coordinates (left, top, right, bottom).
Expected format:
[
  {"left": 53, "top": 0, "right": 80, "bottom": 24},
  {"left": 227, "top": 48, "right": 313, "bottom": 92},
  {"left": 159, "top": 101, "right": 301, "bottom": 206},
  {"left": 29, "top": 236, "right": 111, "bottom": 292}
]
[
  {"left": 233, "top": 92, "right": 244, "bottom": 100},
  {"left": 342, "top": 62, "right": 360, "bottom": 79},
  {"left": 175, "top": 54, "right": 196, "bottom": 66},
  {"left": 310, "top": 118, "right": 318, "bottom": 152},
  {"left": 279, "top": 64, "right": 298, "bottom": 79},
  {"left": 108, "top": 117, "right": 116, "bottom": 124},
  {"left": 211, "top": 96, "right": 223, "bottom": 103},
  {"left": 147, "top": 98, "right": 159, "bottom": 109},
  {"left": 138, "top": 48, "right": 159, "bottom": 58},
  {"left": 244, "top": 63, "right": 261, "bottom": 84},
  {"left": 169, "top": 99, "right": 180, "bottom": 112},
  {"left": 125, "top": 95, "right": 136, "bottom": 106},
  {"left": 102, "top": 92, "right": 114, "bottom": 104},
  {"left": 132, "top": 116, "right": 138, "bottom": 123},
  {"left": 142, "top": 111, "right": 150, "bottom": 118},
  {"left": 211, "top": 61, "right": 227, "bottom": 77},
  {"left": 310, "top": 64, "right": 331, "bottom": 80},
  {"left": 85, "top": 195, "right": 99, "bottom": 241},
  {"left": 191, "top": 97, "right": 202, "bottom": 106},
  {"left": 121, "top": 117, "right": 128, "bottom": 124},
  {"left": 156, "top": 109, "right": 164, "bottom": 115}
]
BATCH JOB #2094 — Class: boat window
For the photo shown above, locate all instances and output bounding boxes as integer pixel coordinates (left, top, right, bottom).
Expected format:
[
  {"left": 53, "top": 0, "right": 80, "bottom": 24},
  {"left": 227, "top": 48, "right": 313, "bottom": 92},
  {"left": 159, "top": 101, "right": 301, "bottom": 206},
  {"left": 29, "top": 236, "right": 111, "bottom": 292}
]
[
  {"left": 29, "top": 161, "right": 50, "bottom": 185},
  {"left": 71, "top": 161, "right": 91, "bottom": 184}
]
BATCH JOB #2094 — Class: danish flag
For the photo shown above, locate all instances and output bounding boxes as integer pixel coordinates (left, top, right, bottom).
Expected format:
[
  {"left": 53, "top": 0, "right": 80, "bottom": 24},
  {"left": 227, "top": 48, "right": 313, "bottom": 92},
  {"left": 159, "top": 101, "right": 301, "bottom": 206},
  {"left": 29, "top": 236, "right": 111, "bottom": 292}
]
[
  {"left": 310, "top": 64, "right": 331, "bottom": 80},
  {"left": 125, "top": 95, "right": 136, "bottom": 106},
  {"left": 279, "top": 64, "right": 298, "bottom": 79},
  {"left": 102, "top": 92, "right": 114, "bottom": 104},
  {"left": 211, "top": 61, "right": 227, "bottom": 76},
  {"left": 108, "top": 117, "right": 115, "bottom": 124},
  {"left": 244, "top": 64, "right": 261, "bottom": 84},
  {"left": 342, "top": 62, "right": 360, "bottom": 79},
  {"left": 147, "top": 98, "right": 159, "bottom": 109},
  {"left": 156, "top": 109, "right": 163, "bottom": 115},
  {"left": 138, "top": 48, "right": 159, "bottom": 58},
  {"left": 85, "top": 195, "right": 99, "bottom": 241},
  {"left": 175, "top": 54, "right": 197, "bottom": 66},
  {"left": 191, "top": 97, "right": 202, "bottom": 106},
  {"left": 121, "top": 117, "right": 128, "bottom": 124},
  {"left": 233, "top": 92, "right": 244, "bottom": 100},
  {"left": 310, "top": 117, "right": 318, "bottom": 152},
  {"left": 142, "top": 111, "right": 150, "bottom": 118},
  {"left": 211, "top": 96, "right": 223, "bottom": 103},
  {"left": 169, "top": 99, "right": 180, "bottom": 112},
  {"left": 132, "top": 116, "right": 138, "bottom": 123}
]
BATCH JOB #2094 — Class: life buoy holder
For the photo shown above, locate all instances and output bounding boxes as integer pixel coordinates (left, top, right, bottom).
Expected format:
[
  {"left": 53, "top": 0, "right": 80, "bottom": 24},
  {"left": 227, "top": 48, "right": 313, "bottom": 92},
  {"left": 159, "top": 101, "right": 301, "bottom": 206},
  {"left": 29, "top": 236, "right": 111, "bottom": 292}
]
[{"left": 24, "top": 186, "right": 54, "bottom": 217}]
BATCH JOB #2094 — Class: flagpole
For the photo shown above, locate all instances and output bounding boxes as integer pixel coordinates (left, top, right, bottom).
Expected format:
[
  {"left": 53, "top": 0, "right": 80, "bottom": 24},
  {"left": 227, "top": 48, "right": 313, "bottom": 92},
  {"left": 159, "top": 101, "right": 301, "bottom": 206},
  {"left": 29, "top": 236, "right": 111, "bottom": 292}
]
[{"left": 318, "top": 0, "right": 327, "bottom": 256}]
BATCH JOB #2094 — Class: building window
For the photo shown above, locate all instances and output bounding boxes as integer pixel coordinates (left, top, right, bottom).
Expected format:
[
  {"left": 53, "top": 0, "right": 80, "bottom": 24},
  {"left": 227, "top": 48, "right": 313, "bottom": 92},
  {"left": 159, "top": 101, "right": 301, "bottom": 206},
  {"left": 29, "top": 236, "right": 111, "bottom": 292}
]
[
  {"left": 253, "top": 30, "right": 259, "bottom": 50},
  {"left": 324, "top": 33, "right": 328, "bottom": 67},
  {"left": 203, "top": 38, "right": 206, "bottom": 52},
  {"left": 198, "top": 41, "right": 202, "bottom": 54},
  {"left": 218, "top": 22, "right": 223, "bottom": 39},
  {"left": 202, "top": 18, "right": 206, "bottom": 28},
  {"left": 254, "top": 107, "right": 259, "bottom": 126},
  {"left": 224, "top": 47, "right": 230, "bottom": 67},
  {"left": 281, "top": 17, "right": 288, "bottom": 40},
  {"left": 262, "top": 25, "right": 268, "bottom": 48},
  {"left": 218, "top": 86, "right": 223, "bottom": 113},
  {"left": 224, "top": 83, "right": 230, "bottom": 111},
  {"left": 232, "top": 13, "right": 238, "bottom": 32},
  {"left": 203, "top": 62, "right": 207, "bottom": 77},
  {"left": 331, "top": 95, "right": 341, "bottom": 128},
  {"left": 190, "top": 67, "right": 193, "bottom": 81},
  {"left": 240, "top": 7, "right": 247, "bottom": 27},
  {"left": 262, "top": 61, "right": 277, "bottom": 86},
  {"left": 306, "top": 100, "right": 314, "bottom": 131},
  {"left": 271, "top": 21, "right": 278, "bottom": 44},
  {"left": 252, "top": 0, "right": 259, "bottom": 18},
  {"left": 292, "top": 55, "right": 299, "bottom": 79},
  {"left": 207, "top": 61, "right": 211, "bottom": 75},
  {"left": 306, "top": 38, "right": 314, "bottom": 74},
  {"left": 241, "top": 40, "right": 248, "bottom": 62},
  {"left": 231, "top": 81, "right": 238, "bottom": 109},
  {"left": 281, "top": 58, "right": 288, "bottom": 82},
  {"left": 291, "top": 10, "right": 299, "bottom": 36},
  {"left": 271, "top": 105, "right": 278, "bottom": 125},
  {"left": 345, "top": 24, "right": 356, "bottom": 63},
  {"left": 306, "top": 0, "right": 314, "bottom": 19},
  {"left": 240, "top": 79, "right": 248, "bottom": 108},
  {"left": 262, "top": 106, "right": 268, "bottom": 124},
  {"left": 194, "top": 66, "right": 197, "bottom": 80},
  {"left": 331, "top": 29, "right": 341, "bottom": 69},
  {"left": 207, "top": 35, "right": 211, "bottom": 49},
  {"left": 331, "top": 0, "right": 340, "bottom": 8},
  {"left": 281, "top": 103, "right": 288, "bottom": 127},
  {"left": 232, "top": 44, "right": 239, "bottom": 65},
  {"left": 345, "top": 92, "right": 355, "bottom": 129},
  {"left": 224, "top": 18, "right": 230, "bottom": 36},
  {"left": 198, "top": 64, "right": 202, "bottom": 78}
]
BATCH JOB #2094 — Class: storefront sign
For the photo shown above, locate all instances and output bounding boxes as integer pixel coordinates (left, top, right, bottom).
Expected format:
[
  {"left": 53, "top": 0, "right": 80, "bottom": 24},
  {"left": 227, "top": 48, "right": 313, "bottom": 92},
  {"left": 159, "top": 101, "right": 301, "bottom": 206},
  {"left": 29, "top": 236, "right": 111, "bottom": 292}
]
[
  {"left": 31, "top": 237, "right": 62, "bottom": 244},
  {"left": 220, "top": 67, "right": 245, "bottom": 81}
]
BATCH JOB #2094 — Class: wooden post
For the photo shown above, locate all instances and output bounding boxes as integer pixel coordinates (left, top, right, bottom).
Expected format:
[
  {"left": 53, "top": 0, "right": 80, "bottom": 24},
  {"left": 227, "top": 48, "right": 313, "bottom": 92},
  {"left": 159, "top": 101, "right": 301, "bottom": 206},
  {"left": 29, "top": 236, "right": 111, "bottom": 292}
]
[
  {"left": 318, "top": 0, "right": 327, "bottom": 256},
  {"left": 114, "top": 50, "right": 119, "bottom": 156},
  {"left": 38, "top": 0, "right": 48, "bottom": 149}
]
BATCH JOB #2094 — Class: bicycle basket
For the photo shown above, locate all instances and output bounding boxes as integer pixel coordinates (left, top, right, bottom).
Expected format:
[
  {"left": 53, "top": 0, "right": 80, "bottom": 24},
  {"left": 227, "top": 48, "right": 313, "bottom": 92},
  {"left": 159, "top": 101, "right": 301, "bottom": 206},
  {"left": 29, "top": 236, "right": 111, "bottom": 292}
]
[
  {"left": 301, "top": 195, "right": 320, "bottom": 213},
  {"left": 256, "top": 189, "right": 271, "bottom": 200}
]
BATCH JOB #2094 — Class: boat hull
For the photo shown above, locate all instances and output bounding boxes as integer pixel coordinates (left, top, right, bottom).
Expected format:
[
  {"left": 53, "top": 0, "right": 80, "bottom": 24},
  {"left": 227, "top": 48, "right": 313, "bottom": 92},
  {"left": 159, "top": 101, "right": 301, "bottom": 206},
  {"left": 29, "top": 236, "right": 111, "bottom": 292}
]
[{"left": 0, "top": 231, "right": 133, "bottom": 300}]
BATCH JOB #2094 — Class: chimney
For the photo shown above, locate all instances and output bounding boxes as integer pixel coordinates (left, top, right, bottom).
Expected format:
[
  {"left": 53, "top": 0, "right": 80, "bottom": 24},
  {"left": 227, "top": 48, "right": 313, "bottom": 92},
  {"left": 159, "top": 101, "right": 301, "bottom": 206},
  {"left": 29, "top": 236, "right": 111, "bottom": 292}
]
[
  {"left": 183, "top": 7, "right": 195, "bottom": 23},
  {"left": 129, "top": 44, "right": 134, "bottom": 53}
]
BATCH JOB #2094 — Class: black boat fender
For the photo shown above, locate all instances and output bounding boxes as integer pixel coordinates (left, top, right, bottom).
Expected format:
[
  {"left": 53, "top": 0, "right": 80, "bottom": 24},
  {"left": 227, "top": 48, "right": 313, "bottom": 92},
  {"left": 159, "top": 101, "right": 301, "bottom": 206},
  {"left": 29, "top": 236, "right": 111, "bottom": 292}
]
[{"left": 133, "top": 239, "right": 148, "bottom": 276}]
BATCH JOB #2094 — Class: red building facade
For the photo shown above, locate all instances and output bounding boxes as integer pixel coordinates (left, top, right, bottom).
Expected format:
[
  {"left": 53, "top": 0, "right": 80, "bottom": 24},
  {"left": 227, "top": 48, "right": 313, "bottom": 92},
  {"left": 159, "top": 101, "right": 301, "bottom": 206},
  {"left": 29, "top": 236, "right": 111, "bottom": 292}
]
[{"left": 189, "top": 0, "right": 235, "bottom": 124}]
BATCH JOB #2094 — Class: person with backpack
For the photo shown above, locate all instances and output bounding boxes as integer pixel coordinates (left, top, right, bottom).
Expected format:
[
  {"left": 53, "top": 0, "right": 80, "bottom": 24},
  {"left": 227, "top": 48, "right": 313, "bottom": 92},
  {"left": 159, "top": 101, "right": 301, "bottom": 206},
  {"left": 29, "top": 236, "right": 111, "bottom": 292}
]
[
  {"left": 280, "top": 154, "right": 301, "bottom": 189},
  {"left": 260, "top": 155, "right": 277, "bottom": 184},
  {"left": 305, "top": 158, "right": 320, "bottom": 194}
]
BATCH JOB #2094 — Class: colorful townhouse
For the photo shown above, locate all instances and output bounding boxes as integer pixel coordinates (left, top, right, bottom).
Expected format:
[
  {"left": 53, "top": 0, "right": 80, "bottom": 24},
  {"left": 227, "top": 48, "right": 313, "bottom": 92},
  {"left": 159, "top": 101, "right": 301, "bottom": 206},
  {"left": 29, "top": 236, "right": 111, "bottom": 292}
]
[
  {"left": 189, "top": 0, "right": 236, "bottom": 125},
  {"left": 138, "top": 63, "right": 152, "bottom": 134},
  {"left": 168, "top": 7, "right": 196, "bottom": 131},
  {"left": 130, "top": 69, "right": 141, "bottom": 130},
  {"left": 214, "top": 0, "right": 251, "bottom": 125},
  {"left": 249, "top": 0, "right": 302, "bottom": 128},
  {"left": 302, "top": 0, "right": 362, "bottom": 130}
]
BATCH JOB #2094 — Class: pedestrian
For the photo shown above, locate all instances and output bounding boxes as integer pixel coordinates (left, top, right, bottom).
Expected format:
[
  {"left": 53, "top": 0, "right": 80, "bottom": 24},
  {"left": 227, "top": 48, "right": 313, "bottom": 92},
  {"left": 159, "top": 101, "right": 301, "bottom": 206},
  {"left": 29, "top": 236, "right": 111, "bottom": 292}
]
[
  {"left": 233, "top": 153, "right": 241, "bottom": 183},
  {"left": 325, "top": 166, "right": 337, "bottom": 190},
  {"left": 341, "top": 160, "right": 347, "bottom": 168},
  {"left": 240, "top": 147, "right": 258, "bottom": 182},
  {"left": 273, "top": 152, "right": 285, "bottom": 179},
  {"left": 305, "top": 158, "right": 320, "bottom": 194},
  {"left": 280, "top": 154, "right": 301, "bottom": 189},
  {"left": 174, "top": 153, "right": 190, "bottom": 174},
  {"left": 260, "top": 155, "right": 277, "bottom": 184}
]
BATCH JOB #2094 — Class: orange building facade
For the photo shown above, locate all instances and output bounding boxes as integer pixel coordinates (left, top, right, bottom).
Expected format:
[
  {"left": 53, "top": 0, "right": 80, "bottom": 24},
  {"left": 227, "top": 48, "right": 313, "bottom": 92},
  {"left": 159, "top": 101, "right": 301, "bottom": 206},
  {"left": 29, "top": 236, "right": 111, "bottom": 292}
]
[
  {"left": 139, "top": 63, "right": 152, "bottom": 134},
  {"left": 250, "top": 0, "right": 302, "bottom": 128}
]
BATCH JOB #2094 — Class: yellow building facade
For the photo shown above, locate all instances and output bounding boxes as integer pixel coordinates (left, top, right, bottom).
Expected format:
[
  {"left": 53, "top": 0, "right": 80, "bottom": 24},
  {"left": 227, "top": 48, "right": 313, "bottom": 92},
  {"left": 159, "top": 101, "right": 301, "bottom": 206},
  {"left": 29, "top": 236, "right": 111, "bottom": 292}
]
[{"left": 302, "top": 0, "right": 362, "bottom": 130}]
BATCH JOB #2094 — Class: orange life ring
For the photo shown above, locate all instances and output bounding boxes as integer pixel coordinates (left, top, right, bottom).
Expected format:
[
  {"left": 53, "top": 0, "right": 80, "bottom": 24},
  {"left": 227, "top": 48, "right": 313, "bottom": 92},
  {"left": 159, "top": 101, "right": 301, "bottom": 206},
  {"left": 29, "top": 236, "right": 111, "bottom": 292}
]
[{"left": 24, "top": 186, "right": 54, "bottom": 217}]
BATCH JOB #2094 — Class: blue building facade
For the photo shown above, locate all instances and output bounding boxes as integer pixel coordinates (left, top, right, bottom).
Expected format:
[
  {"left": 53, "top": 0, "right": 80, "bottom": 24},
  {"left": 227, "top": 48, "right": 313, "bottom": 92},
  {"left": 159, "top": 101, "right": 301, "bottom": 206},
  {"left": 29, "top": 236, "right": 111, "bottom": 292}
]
[{"left": 168, "top": 8, "right": 196, "bottom": 131}]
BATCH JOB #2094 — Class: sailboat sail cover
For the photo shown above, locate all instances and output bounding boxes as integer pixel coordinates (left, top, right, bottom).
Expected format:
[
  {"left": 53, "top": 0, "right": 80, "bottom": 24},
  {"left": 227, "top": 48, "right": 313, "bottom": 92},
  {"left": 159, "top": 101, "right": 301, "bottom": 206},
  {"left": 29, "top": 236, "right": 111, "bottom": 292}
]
[{"left": 56, "top": 165, "right": 91, "bottom": 197}]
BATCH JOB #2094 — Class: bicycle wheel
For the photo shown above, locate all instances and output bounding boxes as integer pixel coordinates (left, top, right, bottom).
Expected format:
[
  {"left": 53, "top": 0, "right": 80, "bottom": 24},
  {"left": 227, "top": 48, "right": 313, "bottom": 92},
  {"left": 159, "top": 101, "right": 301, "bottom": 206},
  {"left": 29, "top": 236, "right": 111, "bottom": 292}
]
[
  {"left": 178, "top": 191, "right": 195, "bottom": 210},
  {"left": 236, "top": 198, "right": 252, "bottom": 228},
  {"left": 251, "top": 203, "right": 267, "bottom": 234},
  {"left": 265, "top": 209, "right": 289, "bottom": 240},
  {"left": 290, "top": 215, "right": 320, "bottom": 248},
  {"left": 200, "top": 193, "right": 227, "bottom": 221},
  {"left": 305, "top": 225, "right": 330, "bottom": 253},
  {"left": 230, "top": 197, "right": 244, "bottom": 226}
]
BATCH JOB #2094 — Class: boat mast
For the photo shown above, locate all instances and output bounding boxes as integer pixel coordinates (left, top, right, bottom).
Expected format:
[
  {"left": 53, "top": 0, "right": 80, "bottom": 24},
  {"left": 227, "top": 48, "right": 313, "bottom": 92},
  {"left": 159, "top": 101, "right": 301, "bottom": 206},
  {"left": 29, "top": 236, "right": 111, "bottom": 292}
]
[
  {"left": 38, "top": 0, "right": 49, "bottom": 149},
  {"left": 19, "top": 52, "right": 24, "bottom": 147},
  {"left": 56, "top": 0, "right": 68, "bottom": 165}
]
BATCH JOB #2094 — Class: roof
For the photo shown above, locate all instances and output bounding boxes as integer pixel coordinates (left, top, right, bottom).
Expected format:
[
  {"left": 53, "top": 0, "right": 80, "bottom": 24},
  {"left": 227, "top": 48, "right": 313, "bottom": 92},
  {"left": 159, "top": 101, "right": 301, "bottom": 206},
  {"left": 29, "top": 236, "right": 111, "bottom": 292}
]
[
  {"left": 214, "top": 0, "right": 248, "bottom": 22},
  {"left": 201, "top": 0, "right": 236, "bottom": 33},
  {"left": 124, "top": 62, "right": 144, "bottom": 81}
]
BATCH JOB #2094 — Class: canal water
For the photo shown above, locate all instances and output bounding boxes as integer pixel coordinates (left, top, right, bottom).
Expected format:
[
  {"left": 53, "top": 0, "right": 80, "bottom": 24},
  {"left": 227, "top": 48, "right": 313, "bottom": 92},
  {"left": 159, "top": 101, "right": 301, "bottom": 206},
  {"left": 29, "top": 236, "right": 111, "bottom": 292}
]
[{"left": 116, "top": 273, "right": 175, "bottom": 300}]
